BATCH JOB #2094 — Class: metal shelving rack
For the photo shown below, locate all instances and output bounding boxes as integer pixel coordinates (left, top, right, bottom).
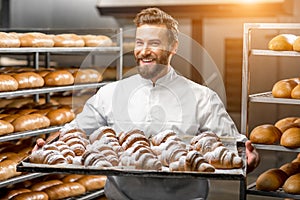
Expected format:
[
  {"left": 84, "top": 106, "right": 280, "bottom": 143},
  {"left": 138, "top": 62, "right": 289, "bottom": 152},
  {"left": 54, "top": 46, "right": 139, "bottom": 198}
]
[
  {"left": 241, "top": 23, "right": 300, "bottom": 199},
  {"left": 0, "top": 28, "right": 123, "bottom": 199}
]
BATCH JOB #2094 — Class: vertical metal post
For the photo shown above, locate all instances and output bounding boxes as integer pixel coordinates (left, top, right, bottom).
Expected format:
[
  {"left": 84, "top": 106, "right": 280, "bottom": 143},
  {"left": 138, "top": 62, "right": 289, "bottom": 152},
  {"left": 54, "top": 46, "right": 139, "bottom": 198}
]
[
  {"left": 33, "top": 52, "right": 40, "bottom": 103},
  {"left": 0, "top": 0, "right": 10, "bottom": 28},
  {"left": 116, "top": 28, "right": 123, "bottom": 80}
]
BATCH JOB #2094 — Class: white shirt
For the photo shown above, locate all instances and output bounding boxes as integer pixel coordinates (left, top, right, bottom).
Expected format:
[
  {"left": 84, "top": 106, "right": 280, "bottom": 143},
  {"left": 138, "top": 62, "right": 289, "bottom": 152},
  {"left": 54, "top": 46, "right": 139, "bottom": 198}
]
[
  {"left": 63, "top": 67, "right": 243, "bottom": 141},
  {"left": 61, "top": 67, "right": 245, "bottom": 200}
]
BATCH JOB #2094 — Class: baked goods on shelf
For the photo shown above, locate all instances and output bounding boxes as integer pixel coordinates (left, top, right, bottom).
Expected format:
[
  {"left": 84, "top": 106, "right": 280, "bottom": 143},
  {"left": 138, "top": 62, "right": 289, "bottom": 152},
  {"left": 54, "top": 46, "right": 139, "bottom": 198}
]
[
  {"left": 44, "top": 70, "right": 75, "bottom": 86},
  {"left": 250, "top": 117, "right": 300, "bottom": 148},
  {"left": 72, "top": 69, "right": 103, "bottom": 84},
  {"left": 18, "top": 32, "right": 54, "bottom": 47},
  {"left": 249, "top": 124, "right": 282, "bottom": 145},
  {"left": 81, "top": 35, "right": 113, "bottom": 47},
  {"left": 256, "top": 168, "right": 288, "bottom": 191},
  {"left": 268, "top": 34, "right": 297, "bottom": 51},
  {"left": 272, "top": 79, "right": 299, "bottom": 98},
  {"left": 0, "top": 74, "right": 19, "bottom": 91},
  {"left": 53, "top": 34, "right": 85, "bottom": 47},
  {"left": 0, "top": 32, "right": 21, "bottom": 48},
  {"left": 293, "top": 36, "right": 300, "bottom": 52}
]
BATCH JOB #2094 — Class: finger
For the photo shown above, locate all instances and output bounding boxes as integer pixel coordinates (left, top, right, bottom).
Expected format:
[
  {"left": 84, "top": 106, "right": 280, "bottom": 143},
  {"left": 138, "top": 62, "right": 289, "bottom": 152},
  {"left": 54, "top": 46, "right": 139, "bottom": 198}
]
[
  {"left": 245, "top": 140, "right": 254, "bottom": 152},
  {"left": 36, "top": 138, "right": 46, "bottom": 147}
]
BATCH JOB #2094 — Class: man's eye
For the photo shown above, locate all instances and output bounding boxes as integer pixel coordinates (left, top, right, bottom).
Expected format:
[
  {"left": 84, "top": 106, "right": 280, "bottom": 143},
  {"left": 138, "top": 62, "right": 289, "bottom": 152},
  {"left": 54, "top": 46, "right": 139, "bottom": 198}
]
[
  {"left": 135, "top": 41, "right": 143, "bottom": 46},
  {"left": 151, "top": 42, "right": 160, "bottom": 47}
]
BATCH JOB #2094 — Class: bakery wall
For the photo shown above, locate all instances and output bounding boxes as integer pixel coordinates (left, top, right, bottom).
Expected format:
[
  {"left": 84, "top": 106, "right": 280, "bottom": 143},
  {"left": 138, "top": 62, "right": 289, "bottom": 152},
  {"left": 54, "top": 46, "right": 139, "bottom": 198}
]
[{"left": 6, "top": 0, "right": 300, "bottom": 132}]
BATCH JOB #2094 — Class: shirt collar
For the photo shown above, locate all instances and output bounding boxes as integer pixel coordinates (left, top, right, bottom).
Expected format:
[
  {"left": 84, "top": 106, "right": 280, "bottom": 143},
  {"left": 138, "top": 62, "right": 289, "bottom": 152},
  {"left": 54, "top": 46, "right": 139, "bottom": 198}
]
[{"left": 139, "top": 66, "right": 178, "bottom": 87}]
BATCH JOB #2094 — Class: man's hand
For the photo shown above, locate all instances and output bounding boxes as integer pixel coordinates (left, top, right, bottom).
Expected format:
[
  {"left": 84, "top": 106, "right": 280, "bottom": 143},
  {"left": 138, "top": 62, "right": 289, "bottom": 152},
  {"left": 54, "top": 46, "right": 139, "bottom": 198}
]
[
  {"left": 245, "top": 140, "right": 260, "bottom": 174},
  {"left": 32, "top": 138, "right": 46, "bottom": 152}
]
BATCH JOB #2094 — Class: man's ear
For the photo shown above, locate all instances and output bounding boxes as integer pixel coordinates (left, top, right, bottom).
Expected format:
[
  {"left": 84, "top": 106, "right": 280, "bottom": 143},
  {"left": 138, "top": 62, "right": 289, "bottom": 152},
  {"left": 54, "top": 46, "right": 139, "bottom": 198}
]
[{"left": 170, "top": 41, "right": 178, "bottom": 54}]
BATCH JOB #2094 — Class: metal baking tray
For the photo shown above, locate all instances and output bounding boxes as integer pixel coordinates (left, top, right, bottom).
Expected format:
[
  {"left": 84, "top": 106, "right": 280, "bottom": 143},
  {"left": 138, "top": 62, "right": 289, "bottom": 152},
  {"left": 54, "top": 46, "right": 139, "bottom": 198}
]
[
  {"left": 247, "top": 182, "right": 300, "bottom": 199},
  {"left": 17, "top": 141, "right": 246, "bottom": 180}
]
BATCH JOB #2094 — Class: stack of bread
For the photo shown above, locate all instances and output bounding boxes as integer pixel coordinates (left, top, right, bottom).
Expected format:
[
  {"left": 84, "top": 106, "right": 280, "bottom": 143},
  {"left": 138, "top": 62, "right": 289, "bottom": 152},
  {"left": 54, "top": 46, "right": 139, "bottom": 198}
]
[
  {"left": 28, "top": 127, "right": 244, "bottom": 173},
  {"left": 0, "top": 137, "right": 34, "bottom": 182},
  {"left": 249, "top": 117, "right": 300, "bottom": 148},
  {"left": 0, "top": 32, "right": 113, "bottom": 48},
  {"left": 272, "top": 77, "right": 300, "bottom": 99},
  {"left": 0, "top": 173, "right": 106, "bottom": 200},
  {"left": 0, "top": 67, "right": 103, "bottom": 92},
  {"left": 0, "top": 103, "right": 75, "bottom": 136},
  {"left": 268, "top": 34, "right": 300, "bottom": 52},
  {"left": 256, "top": 153, "right": 300, "bottom": 194}
]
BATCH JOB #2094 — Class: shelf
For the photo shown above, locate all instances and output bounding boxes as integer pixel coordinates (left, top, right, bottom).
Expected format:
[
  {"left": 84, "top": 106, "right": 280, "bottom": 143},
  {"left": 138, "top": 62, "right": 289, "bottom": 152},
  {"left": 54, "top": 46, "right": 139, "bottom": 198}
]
[
  {"left": 253, "top": 144, "right": 300, "bottom": 153},
  {"left": 0, "top": 126, "right": 62, "bottom": 142},
  {"left": 251, "top": 49, "right": 300, "bottom": 57},
  {"left": 0, "top": 46, "right": 121, "bottom": 54},
  {"left": 249, "top": 92, "right": 300, "bottom": 105},
  {"left": 0, "top": 173, "right": 46, "bottom": 188},
  {"left": 247, "top": 182, "right": 300, "bottom": 199},
  {"left": 0, "top": 82, "right": 110, "bottom": 98}
]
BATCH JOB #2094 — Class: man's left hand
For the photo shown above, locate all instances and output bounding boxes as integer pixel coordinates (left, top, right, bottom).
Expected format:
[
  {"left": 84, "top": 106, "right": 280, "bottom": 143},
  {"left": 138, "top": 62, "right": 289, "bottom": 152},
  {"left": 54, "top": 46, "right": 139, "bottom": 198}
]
[{"left": 245, "top": 140, "right": 260, "bottom": 174}]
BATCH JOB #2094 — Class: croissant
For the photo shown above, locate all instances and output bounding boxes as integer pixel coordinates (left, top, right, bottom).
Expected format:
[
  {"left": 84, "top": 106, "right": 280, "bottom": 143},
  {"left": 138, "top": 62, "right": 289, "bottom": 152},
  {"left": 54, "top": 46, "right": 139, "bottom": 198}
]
[
  {"left": 120, "top": 143, "right": 162, "bottom": 170},
  {"left": 89, "top": 126, "right": 117, "bottom": 144},
  {"left": 81, "top": 150, "right": 113, "bottom": 168},
  {"left": 59, "top": 130, "right": 89, "bottom": 156},
  {"left": 169, "top": 150, "right": 215, "bottom": 172},
  {"left": 159, "top": 140, "right": 187, "bottom": 166},
  {"left": 118, "top": 129, "right": 150, "bottom": 150},
  {"left": 86, "top": 143, "right": 119, "bottom": 166},
  {"left": 203, "top": 146, "right": 243, "bottom": 169},
  {"left": 29, "top": 149, "right": 68, "bottom": 165},
  {"left": 189, "top": 132, "right": 223, "bottom": 155},
  {"left": 151, "top": 130, "right": 184, "bottom": 147}
]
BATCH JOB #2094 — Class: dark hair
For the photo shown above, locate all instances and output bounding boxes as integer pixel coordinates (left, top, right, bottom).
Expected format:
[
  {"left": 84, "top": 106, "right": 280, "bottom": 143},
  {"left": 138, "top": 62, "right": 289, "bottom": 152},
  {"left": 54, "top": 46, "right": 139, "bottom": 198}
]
[{"left": 134, "top": 7, "right": 179, "bottom": 44}]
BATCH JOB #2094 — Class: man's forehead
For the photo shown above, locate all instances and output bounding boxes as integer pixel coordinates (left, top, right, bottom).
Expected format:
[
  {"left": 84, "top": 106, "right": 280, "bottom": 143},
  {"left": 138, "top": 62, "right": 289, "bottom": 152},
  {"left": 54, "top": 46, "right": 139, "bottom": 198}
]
[{"left": 136, "top": 24, "right": 169, "bottom": 39}]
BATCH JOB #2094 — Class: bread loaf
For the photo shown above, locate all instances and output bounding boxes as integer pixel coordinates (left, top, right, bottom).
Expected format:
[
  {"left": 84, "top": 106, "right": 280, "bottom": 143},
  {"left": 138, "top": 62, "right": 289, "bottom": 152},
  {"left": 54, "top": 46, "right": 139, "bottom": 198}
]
[
  {"left": 0, "top": 159, "right": 22, "bottom": 181},
  {"left": 30, "top": 179, "right": 63, "bottom": 191},
  {"left": 0, "top": 119, "right": 14, "bottom": 135},
  {"left": 5, "top": 188, "right": 31, "bottom": 200},
  {"left": 0, "top": 32, "right": 21, "bottom": 47},
  {"left": 0, "top": 74, "right": 18, "bottom": 91},
  {"left": 256, "top": 168, "right": 288, "bottom": 191},
  {"left": 43, "top": 182, "right": 86, "bottom": 200},
  {"left": 268, "top": 34, "right": 297, "bottom": 51},
  {"left": 11, "top": 113, "right": 50, "bottom": 132},
  {"left": 249, "top": 124, "right": 282, "bottom": 144},
  {"left": 12, "top": 72, "right": 44, "bottom": 89},
  {"left": 81, "top": 35, "right": 113, "bottom": 47},
  {"left": 46, "top": 107, "right": 75, "bottom": 126},
  {"left": 293, "top": 36, "right": 300, "bottom": 52},
  {"left": 76, "top": 175, "right": 106, "bottom": 191},
  {"left": 19, "top": 32, "right": 54, "bottom": 47},
  {"left": 280, "top": 162, "right": 300, "bottom": 176},
  {"left": 272, "top": 79, "right": 298, "bottom": 98},
  {"left": 280, "top": 127, "right": 300, "bottom": 148},
  {"left": 44, "top": 70, "right": 74, "bottom": 86},
  {"left": 53, "top": 34, "right": 85, "bottom": 47},
  {"left": 73, "top": 69, "right": 103, "bottom": 83},
  {"left": 11, "top": 191, "right": 49, "bottom": 200},
  {"left": 275, "top": 117, "right": 300, "bottom": 133},
  {"left": 282, "top": 173, "right": 300, "bottom": 194}
]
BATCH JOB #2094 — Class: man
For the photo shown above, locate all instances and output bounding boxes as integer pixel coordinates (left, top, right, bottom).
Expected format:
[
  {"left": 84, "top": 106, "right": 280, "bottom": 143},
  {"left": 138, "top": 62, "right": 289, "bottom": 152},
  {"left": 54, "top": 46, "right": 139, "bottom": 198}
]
[{"left": 36, "top": 7, "right": 259, "bottom": 200}]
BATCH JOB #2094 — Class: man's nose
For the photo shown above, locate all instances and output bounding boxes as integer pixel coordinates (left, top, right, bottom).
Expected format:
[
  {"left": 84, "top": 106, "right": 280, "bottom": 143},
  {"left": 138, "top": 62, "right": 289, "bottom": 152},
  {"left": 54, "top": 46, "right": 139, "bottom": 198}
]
[{"left": 140, "top": 44, "right": 151, "bottom": 55}]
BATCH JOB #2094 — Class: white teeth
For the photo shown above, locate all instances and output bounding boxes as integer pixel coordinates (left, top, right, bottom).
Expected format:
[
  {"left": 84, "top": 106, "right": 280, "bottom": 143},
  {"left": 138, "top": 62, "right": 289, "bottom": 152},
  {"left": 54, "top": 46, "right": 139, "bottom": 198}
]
[{"left": 142, "top": 58, "right": 153, "bottom": 62}]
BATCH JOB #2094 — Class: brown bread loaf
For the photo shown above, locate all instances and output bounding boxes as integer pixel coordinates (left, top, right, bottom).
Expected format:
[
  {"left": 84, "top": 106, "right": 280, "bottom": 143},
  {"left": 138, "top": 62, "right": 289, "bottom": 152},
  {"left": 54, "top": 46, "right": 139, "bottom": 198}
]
[
  {"left": 280, "top": 127, "right": 300, "bottom": 148},
  {"left": 249, "top": 124, "right": 282, "bottom": 144},
  {"left": 11, "top": 113, "right": 50, "bottom": 132},
  {"left": 12, "top": 72, "right": 44, "bottom": 89},
  {"left": 44, "top": 70, "right": 74, "bottom": 86},
  {"left": 272, "top": 79, "right": 298, "bottom": 98},
  {"left": 19, "top": 32, "right": 54, "bottom": 47},
  {"left": 256, "top": 168, "right": 288, "bottom": 191},
  {"left": 0, "top": 32, "right": 21, "bottom": 47},
  {"left": 42, "top": 182, "right": 86, "bottom": 200},
  {"left": 0, "top": 74, "right": 18, "bottom": 91},
  {"left": 283, "top": 173, "right": 300, "bottom": 194},
  {"left": 53, "top": 34, "right": 84, "bottom": 47},
  {"left": 268, "top": 34, "right": 297, "bottom": 51}
]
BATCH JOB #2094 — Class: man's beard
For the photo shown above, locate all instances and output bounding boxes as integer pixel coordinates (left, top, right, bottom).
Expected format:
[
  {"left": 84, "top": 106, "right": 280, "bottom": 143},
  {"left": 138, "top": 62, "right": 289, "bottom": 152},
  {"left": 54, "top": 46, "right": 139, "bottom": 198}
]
[{"left": 136, "top": 51, "right": 170, "bottom": 80}]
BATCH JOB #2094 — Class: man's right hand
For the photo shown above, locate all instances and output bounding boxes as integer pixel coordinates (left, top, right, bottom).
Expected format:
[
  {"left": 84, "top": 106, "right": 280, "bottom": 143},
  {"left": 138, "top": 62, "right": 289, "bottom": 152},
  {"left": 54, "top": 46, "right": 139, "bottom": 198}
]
[{"left": 32, "top": 138, "right": 46, "bottom": 152}]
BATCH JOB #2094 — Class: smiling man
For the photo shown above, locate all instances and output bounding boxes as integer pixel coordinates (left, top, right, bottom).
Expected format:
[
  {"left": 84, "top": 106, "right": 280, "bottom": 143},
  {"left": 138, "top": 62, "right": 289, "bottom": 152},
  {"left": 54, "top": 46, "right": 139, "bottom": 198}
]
[{"left": 34, "top": 7, "right": 259, "bottom": 200}]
